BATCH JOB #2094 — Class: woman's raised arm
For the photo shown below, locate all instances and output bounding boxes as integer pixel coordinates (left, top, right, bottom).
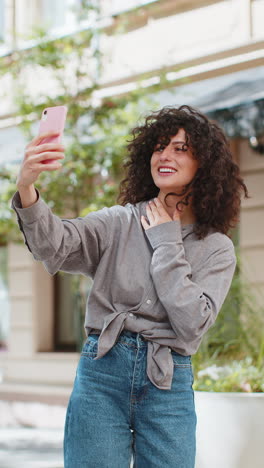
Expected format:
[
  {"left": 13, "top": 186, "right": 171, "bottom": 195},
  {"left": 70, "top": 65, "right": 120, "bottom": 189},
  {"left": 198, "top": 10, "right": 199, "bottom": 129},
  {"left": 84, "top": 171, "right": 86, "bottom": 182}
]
[{"left": 16, "top": 131, "right": 65, "bottom": 207}]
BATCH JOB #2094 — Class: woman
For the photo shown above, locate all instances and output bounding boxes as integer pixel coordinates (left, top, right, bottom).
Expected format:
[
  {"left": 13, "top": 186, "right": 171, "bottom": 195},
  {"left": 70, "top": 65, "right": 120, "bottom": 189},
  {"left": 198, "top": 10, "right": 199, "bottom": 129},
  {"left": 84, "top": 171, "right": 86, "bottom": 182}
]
[{"left": 12, "top": 104, "right": 248, "bottom": 468}]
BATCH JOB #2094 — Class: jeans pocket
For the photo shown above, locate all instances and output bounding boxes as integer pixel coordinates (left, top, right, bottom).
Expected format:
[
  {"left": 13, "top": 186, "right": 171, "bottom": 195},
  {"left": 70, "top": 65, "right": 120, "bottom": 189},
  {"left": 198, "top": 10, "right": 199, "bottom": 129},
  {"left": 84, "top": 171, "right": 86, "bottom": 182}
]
[
  {"left": 171, "top": 351, "right": 194, "bottom": 388},
  {"left": 81, "top": 334, "right": 98, "bottom": 358},
  {"left": 171, "top": 350, "right": 192, "bottom": 368}
]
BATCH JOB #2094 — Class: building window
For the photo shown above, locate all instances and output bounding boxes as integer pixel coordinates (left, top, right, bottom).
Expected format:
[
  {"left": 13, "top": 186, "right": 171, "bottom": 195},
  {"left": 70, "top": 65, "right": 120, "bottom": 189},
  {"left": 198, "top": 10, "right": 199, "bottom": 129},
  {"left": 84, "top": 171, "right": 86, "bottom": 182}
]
[
  {"left": 54, "top": 272, "right": 93, "bottom": 352},
  {"left": 13, "top": 0, "right": 77, "bottom": 47},
  {"left": 40, "top": 0, "right": 67, "bottom": 31},
  {"left": 39, "top": 0, "right": 82, "bottom": 35}
]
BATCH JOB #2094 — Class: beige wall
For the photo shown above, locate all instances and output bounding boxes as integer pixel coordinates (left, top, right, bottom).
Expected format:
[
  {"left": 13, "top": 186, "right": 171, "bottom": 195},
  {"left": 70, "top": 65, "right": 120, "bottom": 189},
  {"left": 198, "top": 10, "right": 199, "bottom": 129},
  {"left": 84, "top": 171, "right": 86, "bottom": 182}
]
[
  {"left": 8, "top": 243, "right": 54, "bottom": 354},
  {"left": 239, "top": 139, "right": 264, "bottom": 305},
  {"left": 0, "top": 243, "right": 78, "bottom": 399}
]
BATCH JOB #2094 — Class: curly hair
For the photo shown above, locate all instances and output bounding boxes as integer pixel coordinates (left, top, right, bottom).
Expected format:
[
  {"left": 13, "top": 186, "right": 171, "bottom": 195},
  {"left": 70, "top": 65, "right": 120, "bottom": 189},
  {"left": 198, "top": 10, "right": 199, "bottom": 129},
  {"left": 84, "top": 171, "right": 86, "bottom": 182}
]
[{"left": 117, "top": 104, "right": 249, "bottom": 239}]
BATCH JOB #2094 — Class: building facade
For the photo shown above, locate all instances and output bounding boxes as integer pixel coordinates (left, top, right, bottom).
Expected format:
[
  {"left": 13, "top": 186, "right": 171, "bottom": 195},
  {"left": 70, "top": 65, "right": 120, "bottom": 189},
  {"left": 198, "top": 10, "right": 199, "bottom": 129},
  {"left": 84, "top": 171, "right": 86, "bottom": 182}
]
[{"left": 0, "top": 0, "right": 264, "bottom": 402}]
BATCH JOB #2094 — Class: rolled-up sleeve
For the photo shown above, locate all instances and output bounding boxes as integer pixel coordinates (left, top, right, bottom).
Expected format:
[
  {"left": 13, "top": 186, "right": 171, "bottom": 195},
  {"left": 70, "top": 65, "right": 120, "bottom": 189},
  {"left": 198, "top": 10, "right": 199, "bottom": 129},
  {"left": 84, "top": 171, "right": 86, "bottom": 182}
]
[
  {"left": 145, "top": 220, "right": 237, "bottom": 343},
  {"left": 11, "top": 189, "right": 112, "bottom": 277}
]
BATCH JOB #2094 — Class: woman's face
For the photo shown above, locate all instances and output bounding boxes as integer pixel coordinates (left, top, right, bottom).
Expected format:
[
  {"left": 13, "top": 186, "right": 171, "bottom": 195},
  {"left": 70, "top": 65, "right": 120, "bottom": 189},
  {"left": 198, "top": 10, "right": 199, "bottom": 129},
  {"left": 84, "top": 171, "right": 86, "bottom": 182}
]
[{"left": 150, "top": 128, "right": 199, "bottom": 195}]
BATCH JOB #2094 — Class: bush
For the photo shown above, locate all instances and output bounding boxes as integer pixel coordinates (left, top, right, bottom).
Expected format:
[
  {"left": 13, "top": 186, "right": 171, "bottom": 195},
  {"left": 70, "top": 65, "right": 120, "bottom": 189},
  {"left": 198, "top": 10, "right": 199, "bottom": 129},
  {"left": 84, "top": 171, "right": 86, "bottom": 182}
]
[
  {"left": 193, "top": 357, "right": 264, "bottom": 393},
  {"left": 192, "top": 246, "right": 264, "bottom": 392}
]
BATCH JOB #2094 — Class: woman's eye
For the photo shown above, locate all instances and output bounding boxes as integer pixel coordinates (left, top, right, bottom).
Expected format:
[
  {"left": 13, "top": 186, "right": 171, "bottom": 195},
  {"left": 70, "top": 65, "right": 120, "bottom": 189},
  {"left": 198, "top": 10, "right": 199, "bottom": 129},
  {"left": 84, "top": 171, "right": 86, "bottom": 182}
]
[
  {"left": 154, "top": 145, "right": 188, "bottom": 153},
  {"left": 175, "top": 147, "right": 187, "bottom": 152}
]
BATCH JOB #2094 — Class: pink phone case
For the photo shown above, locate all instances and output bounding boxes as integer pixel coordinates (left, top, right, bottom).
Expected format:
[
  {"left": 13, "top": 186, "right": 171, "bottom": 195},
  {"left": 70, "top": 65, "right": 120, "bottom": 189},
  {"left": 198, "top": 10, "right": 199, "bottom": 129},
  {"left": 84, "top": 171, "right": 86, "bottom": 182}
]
[{"left": 38, "top": 106, "right": 67, "bottom": 164}]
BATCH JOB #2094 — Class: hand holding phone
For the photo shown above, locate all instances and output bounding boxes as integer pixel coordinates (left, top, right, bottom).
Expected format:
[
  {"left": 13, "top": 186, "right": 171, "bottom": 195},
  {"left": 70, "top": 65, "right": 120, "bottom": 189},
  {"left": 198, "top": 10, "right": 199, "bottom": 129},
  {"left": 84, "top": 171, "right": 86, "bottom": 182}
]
[
  {"left": 17, "top": 106, "right": 67, "bottom": 190},
  {"left": 38, "top": 106, "right": 67, "bottom": 163}
]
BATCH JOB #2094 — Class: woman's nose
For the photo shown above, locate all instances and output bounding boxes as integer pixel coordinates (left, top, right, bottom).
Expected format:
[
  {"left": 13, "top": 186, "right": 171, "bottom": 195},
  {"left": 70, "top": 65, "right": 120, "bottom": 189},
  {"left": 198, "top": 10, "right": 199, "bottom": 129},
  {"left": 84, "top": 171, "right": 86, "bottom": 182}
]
[{"left": 159, "top": 145, "right": 171, "bottom": 160}]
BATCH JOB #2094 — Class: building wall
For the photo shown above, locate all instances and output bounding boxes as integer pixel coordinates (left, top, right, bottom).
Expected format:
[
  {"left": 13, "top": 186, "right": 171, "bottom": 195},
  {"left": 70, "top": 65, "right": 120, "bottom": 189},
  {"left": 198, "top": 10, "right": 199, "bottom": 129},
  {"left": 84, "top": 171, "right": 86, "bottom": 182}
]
[
  {"left": 0, "top": 0, "right": 264, "bottom": 399},
  {"left": 0, "top": 243, "right": 78, "bottom": 402},
  {"left": 100, "top": 0, "right": 257, "bottom": 84},
  {"left": 239, "top": 139, "right": 264, "bottom": 305},
  {"left": 1, "top": 0, "right": 264, "bottom": 122}
]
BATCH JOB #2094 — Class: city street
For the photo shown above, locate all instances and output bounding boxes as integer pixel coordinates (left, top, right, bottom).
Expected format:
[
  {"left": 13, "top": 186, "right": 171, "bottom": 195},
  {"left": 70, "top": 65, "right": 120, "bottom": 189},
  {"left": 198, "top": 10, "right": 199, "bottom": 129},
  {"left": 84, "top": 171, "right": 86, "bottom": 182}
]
[
  {"left": 0, "top": 400, "right": 134, "bottom": 468},
  {"left": 0, "top": 427, "right": 64, "bottom": 468},
  {"left": 0, "top": 400, "right": 65, "bottom": 468}
]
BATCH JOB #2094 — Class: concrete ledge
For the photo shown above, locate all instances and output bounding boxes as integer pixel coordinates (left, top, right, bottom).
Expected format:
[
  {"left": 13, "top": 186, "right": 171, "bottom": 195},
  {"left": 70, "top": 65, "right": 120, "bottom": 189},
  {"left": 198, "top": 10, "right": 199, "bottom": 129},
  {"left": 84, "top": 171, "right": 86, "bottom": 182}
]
[{"left": 0, "top": 382, "right": 72, "bottom": 406}]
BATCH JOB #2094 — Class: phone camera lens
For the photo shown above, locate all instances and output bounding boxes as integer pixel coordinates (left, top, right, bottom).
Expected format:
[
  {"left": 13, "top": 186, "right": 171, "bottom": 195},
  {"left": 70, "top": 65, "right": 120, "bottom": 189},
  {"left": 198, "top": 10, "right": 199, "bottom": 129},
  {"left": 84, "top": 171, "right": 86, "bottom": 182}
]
[{"left": 44, "top": 110, "right": 47, "bottom": 115}]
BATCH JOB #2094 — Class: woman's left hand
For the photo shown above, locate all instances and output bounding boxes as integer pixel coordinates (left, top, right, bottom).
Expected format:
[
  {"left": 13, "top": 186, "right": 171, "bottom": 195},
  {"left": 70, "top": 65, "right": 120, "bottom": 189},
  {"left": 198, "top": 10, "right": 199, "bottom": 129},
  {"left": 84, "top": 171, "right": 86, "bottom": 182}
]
[{"left": 141, "top": 197, "right": 180, "bottom": 231}]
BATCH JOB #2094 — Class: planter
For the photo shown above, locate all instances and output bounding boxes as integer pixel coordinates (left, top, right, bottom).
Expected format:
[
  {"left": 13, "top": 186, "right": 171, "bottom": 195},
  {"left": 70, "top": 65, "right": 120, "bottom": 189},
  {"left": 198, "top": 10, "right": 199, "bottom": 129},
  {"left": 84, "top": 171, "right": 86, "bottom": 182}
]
[{"left": 194, "top": 391, "right": 264, "bottom": 468}]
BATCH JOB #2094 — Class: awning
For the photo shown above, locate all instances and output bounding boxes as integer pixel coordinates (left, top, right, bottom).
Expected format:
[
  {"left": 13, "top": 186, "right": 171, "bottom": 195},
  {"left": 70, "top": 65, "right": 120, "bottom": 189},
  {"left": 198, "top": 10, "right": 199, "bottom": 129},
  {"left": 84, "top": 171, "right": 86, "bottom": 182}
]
[
  {"left": 158, "top": 65, "right": 264, "bottom": 139},
  {"left": 192, "top": 75, "right": 264, "bottom": 139}
]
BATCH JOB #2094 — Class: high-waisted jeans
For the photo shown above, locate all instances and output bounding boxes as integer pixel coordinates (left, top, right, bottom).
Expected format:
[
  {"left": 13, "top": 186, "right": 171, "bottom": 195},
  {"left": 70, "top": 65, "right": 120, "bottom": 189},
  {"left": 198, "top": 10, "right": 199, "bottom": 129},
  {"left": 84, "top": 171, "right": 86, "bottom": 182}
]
[{"left": 64, "top": 330, "right": 197, "bottom": 468}]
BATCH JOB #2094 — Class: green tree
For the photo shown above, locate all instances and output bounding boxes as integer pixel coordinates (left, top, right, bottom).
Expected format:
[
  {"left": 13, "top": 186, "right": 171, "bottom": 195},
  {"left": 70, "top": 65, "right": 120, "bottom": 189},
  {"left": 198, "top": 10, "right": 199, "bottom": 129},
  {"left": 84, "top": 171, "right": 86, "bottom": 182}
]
[
  {"left": 0, "top": 5, "right": 161, "bottom": 348},
  {"left": 0, "top": 9, "right": 160, "bottom": 244}
]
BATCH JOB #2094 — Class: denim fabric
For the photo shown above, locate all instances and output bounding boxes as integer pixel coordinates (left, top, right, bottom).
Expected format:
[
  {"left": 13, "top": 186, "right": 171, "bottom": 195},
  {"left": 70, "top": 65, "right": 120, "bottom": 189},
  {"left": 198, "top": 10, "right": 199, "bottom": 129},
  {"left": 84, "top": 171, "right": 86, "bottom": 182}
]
[{"left": 64, "top": 330, "right": 197, "bottom": 468}]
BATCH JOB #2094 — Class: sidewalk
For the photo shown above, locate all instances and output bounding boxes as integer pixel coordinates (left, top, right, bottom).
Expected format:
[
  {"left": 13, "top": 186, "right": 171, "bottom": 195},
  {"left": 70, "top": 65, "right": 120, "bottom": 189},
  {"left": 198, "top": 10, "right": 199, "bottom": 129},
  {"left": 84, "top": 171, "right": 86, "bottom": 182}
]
[
  {"left": 0, "top": 400, "right": 134, "bottom": 468},
  {"left": 0, "top": 427, "right": 64, "bottom": 468},
  {"left": 0, "top": 399, "right": 66, "bottom": 468}
]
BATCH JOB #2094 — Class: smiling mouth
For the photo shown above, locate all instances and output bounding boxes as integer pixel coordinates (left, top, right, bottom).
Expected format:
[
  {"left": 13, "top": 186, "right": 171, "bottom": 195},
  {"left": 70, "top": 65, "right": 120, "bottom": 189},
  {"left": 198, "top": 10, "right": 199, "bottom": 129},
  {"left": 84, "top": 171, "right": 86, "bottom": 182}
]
[{"left": 158, "top": 168, "right": 177, "bottom": 174}]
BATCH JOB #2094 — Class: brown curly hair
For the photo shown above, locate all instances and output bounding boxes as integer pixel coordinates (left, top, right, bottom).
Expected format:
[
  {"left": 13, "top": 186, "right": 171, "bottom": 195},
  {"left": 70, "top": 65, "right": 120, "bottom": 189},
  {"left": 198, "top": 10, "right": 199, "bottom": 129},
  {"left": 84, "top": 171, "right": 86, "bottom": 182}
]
[{"left": 117, "top": 104, "right": 249, "bottom": 239}]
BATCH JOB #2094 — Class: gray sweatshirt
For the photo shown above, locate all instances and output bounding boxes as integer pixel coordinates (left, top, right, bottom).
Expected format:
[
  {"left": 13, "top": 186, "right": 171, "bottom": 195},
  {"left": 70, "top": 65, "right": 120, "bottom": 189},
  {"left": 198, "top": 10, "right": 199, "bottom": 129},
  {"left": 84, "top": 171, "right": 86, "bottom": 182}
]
[{"left": 11, "top": 189, "right": 236, "bottom": 390}]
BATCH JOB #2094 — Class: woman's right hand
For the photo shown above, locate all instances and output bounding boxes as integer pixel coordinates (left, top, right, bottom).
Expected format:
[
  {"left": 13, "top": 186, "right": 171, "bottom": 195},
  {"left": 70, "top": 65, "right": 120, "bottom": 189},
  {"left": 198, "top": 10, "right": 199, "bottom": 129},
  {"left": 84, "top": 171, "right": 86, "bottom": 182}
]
[{"left": 16, "top": 132, "right": 65, "bottom": 188}]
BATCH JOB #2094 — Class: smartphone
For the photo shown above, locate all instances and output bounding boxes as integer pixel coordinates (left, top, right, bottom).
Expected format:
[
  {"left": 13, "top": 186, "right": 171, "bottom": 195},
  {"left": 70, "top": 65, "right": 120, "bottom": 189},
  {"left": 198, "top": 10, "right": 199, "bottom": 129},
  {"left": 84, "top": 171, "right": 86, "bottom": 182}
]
[{"left": 38, "top": 105, "right": 67, "bottom": 163}]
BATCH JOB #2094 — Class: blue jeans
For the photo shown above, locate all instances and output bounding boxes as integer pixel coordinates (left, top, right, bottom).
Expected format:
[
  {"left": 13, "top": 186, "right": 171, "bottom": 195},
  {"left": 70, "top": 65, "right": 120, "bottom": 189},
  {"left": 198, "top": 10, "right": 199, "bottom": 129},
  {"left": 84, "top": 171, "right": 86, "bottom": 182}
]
[{"left": 64, "top": 330, "right": 197, "bottom": 468}]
